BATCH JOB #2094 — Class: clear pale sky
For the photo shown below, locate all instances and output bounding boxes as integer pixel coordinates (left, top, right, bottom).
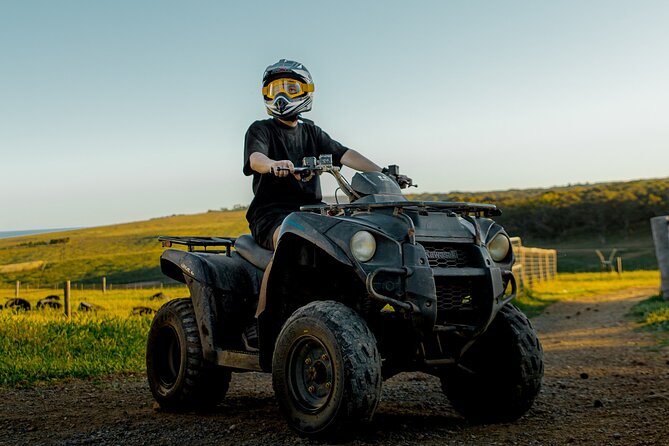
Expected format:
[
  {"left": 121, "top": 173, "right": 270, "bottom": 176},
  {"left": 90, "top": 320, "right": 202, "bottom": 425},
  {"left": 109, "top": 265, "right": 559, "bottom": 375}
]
[{"left": 2, "top": 1, "right": 668, "bottom": 231}]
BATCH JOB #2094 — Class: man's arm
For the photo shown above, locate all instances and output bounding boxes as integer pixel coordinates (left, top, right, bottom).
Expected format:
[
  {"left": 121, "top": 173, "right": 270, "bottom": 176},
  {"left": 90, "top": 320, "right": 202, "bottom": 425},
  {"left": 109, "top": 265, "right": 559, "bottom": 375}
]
[
  {"left": 249, "top": 152, "right": 297, "bottom": 178},
  {"left": 340, "top": 149, "right": 382, "bottom": 172}
]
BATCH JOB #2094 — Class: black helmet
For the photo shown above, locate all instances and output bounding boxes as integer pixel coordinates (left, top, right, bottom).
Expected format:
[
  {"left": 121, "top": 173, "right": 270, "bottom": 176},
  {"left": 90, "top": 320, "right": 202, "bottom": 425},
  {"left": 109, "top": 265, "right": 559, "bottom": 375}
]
[{"left": 262, "top": 59, "right": 314, "bottom": 120}]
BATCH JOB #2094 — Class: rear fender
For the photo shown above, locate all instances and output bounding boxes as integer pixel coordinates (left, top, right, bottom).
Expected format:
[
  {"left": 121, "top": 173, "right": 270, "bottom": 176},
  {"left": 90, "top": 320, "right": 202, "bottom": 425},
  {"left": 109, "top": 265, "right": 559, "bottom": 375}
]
[
  {"left": 160, "top": 249, "right": 263, "bottom": 361},
  {"left": 160, "top": 249, "right": 262, "bottom": 294}
]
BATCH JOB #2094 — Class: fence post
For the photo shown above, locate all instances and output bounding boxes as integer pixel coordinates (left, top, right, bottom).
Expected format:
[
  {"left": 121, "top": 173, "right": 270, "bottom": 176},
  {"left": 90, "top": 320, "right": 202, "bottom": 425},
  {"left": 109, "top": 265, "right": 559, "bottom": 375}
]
[
  {"left": 102, "top": 277, "right": 106, "bottom": 294},
  {"left": 651, "top": 216, "right": 669, "bottom": 299},
  {"left": 64, "top": 280, "right": 71, "bottom": 318},
  {"left": 553, "top": 251, "right": 558, "bottom": 278},
  {"left": 15, "top": 281, "right": 20, "bottom": 298}
]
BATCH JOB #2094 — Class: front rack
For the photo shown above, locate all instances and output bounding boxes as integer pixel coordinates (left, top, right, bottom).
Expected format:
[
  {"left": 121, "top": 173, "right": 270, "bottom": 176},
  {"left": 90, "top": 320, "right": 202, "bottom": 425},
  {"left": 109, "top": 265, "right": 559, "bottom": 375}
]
[
  {"left": 158, "top": 236, "right": 236, "bottom": 256},
  {"left": 301, "top": 201, "right": 501, "bottom": 217}
]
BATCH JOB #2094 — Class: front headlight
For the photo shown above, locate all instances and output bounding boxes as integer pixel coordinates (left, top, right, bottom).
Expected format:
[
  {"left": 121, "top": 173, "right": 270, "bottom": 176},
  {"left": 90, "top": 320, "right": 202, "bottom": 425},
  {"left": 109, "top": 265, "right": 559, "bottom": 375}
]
[
  {"left": 488, "top": 233, "right": 511, "bottom": 262},
  {"left": 350, "top": 231, "right": 376, "bottom": 262}
]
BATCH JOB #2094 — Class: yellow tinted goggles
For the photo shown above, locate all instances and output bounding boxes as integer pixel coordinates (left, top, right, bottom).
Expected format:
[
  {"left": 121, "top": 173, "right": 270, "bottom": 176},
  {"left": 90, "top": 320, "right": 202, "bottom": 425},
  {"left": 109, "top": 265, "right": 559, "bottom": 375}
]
[{"left": 262, "top": 78, "right": 314, "bottom": 99}]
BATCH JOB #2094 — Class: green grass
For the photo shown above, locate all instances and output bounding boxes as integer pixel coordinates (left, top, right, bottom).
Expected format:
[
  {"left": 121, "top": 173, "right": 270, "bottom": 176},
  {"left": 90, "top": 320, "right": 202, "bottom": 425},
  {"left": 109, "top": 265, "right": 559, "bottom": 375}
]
[
  {"left": 0, "top": 287, "right": 188, "bottom": 386},
  {"left": 514, "top": 271, "right": 660, "bottom": 317},
  {"left": 1, "top": 272, "right": 660, "bottom": 387},
  {"left": 513, "top": 288, "right": 556, "bottom": 318},
  {"left": 0, "top": 312, "right": 152, "bottom": 386},
  {"left": 628, "top": 294, "right": 669, "bottom": 334}
]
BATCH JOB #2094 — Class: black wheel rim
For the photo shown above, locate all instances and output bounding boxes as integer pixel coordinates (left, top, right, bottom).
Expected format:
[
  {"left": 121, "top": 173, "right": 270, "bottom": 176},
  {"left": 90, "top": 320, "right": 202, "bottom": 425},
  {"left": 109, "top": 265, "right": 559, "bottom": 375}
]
[
  {"left": 154, "top": 325, "right": 182, "bottom": 389},
  {"left": 287, "top": 335, "right": 335, "bottom": 413}
]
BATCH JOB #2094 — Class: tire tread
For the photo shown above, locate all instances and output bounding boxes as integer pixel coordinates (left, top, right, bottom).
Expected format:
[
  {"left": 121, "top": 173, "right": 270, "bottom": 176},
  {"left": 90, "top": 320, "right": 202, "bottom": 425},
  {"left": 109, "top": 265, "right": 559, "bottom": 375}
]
[
  {"left": 147, "top": 298, "right": 231, "bottom": 411},
  {"left": 441, "top": 304, "right": 543, "bottom": 422}
]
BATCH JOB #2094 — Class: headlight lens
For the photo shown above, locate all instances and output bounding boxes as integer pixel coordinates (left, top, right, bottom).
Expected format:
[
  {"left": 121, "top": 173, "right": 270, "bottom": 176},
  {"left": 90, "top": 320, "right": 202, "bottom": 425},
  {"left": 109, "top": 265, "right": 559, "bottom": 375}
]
[
  {"left": 350, "top": 231, "right": 376, "bottom": 262},
  {"left": 488, "top": 233, "right": 511, "bottom": 262}
]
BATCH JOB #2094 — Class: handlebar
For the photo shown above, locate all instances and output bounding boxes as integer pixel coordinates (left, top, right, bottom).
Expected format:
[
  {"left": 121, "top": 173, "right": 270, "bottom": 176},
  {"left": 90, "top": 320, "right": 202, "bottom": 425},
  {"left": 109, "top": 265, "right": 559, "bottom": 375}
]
[
  {"left": 274, "top": 166, "right": 320, "bottom": 173},
  {"left": 272, "top": 155, "right": 415, "bottom": 198},
  {"left": 273, "top": 165, "right": 323, "bottom": 183},
  {"left": 276, "top": 165, "right": 415, "bottom": 188}
]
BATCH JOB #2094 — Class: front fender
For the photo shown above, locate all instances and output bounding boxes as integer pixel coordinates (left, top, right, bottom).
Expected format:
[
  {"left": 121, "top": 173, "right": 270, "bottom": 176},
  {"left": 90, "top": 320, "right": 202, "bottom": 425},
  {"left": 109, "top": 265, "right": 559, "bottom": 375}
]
[
  {"left": 255, "top": 213, "right": 354, "bottom": 321},
  {"left": 257, "top": 211, "right": 414, "bottom": 371},
  {"left": 278, "top": 212, "right": 353, "bottom": 267}
]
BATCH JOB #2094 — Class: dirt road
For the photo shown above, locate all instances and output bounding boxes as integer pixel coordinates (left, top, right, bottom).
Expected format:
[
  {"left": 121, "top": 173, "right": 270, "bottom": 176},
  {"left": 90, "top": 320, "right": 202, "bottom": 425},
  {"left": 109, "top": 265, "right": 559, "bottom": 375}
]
[{"left": 2, "top": 287, "right": 668, "bottom": 445}]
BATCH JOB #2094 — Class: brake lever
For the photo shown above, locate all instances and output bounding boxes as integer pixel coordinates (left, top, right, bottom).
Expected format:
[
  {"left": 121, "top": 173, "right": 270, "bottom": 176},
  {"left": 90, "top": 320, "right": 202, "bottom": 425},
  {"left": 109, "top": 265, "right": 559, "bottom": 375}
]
[{"left": 397, "top": 175, "right": 417, "bottom": 189}]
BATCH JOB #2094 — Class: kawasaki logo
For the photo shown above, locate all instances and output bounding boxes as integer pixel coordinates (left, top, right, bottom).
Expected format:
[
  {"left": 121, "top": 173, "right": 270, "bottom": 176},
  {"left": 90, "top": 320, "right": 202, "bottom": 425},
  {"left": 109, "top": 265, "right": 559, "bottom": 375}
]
[{"left": 426, "top": 250, "right": 458, "bottom": 260}]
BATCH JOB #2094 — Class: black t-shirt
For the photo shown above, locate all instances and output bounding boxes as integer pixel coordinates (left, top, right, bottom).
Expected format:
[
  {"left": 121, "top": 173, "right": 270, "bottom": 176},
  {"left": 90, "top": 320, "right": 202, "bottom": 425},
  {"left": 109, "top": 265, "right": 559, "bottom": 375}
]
[{"left": 243, "top": 118, "right": 350, "bottom": 225}]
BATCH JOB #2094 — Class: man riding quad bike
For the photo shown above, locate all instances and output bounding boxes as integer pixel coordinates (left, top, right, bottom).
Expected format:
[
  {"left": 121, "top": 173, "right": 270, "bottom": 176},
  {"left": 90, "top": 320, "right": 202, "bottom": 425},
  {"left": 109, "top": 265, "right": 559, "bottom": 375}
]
[{"left": 146, "top": 155, "right": 544, "bottom": 437}]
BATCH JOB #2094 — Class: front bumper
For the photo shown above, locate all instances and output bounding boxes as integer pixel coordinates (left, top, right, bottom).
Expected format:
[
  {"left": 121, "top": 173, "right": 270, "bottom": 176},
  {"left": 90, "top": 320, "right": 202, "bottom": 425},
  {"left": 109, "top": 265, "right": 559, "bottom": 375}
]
[{"left": 366, "top": 242, "right": 516, "bottom": 336}]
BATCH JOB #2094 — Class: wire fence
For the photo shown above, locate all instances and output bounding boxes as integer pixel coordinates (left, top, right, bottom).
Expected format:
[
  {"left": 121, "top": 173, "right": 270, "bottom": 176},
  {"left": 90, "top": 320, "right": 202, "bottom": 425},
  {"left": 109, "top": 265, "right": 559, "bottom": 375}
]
[
  {"left": 3, "top": 278, "right": 184, "bottom": 298},
  {"left": 511, "top": 237, "right": 558, "bottom": 289}
]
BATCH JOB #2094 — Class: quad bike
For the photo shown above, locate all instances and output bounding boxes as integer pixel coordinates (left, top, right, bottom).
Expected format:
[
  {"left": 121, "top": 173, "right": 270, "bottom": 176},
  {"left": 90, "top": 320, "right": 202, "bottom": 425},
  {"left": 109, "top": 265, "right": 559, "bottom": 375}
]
[{"left": 146, "top": 154, "right": 543, "bottom": 436}]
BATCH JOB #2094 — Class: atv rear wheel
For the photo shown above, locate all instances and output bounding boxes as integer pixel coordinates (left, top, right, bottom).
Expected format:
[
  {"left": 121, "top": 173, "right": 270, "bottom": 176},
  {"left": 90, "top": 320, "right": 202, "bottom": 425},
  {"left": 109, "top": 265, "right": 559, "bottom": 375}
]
[
  {"left": 146, "top": 298, "right": 231, "bottom": 411},
  {"left": 272, "top": 301, "right": 382, "bottom": 437},
  {"left": 440, "top": 304, "right": 543, "bottom": 422}
]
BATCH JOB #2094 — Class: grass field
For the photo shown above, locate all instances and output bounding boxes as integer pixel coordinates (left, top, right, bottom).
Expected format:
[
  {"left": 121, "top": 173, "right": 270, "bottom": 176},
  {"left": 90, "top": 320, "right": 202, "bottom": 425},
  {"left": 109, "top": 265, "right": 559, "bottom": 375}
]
[
  {"left": 511, "top": 271, "right": 660, "bottom": 317},
  {"left": 0, "top": 287, "right": 187, "bottom": 386},
  {"left": 0, "top": 271, "right": 661, "bottom": 387},
  {"left": 0, "top": 210, "right": 249, "bottom": 287},
  {"left": 628, "top": 293, "right": 669, "bottom": 345}
]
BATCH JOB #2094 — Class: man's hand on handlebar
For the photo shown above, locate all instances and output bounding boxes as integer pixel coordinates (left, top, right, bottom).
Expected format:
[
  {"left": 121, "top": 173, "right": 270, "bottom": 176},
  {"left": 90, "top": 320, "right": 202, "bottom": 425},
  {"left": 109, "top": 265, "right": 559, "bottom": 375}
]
[
  {"left": 273, "top": 160, "right": 323, "bottom": 182},
  {"left": 269, "top": 160, "right": 302, "bottom": 180}
]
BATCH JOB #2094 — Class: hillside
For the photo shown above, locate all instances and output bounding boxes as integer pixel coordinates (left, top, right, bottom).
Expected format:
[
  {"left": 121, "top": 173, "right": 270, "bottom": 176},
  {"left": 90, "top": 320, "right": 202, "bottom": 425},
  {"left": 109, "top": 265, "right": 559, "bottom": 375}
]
[
  {"left": 0, "top": 211, "right": 249, "bottom": 288},
  {"left": 1, "top": 177, "right": 666, "bottom": 287}
]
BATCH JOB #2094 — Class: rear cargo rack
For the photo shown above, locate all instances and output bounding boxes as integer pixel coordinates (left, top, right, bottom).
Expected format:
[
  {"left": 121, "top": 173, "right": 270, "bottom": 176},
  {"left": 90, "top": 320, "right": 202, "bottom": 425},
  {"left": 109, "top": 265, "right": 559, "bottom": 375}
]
[{"left": 158, "top": 236, "right": 236, "bottom": 256}]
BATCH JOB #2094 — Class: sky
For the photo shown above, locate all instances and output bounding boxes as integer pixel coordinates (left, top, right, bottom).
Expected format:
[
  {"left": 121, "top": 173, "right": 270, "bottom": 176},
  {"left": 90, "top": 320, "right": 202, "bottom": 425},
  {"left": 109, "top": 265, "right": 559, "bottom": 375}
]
[{"left": 1, "top": 1, "right": 668, "bottom": 231}]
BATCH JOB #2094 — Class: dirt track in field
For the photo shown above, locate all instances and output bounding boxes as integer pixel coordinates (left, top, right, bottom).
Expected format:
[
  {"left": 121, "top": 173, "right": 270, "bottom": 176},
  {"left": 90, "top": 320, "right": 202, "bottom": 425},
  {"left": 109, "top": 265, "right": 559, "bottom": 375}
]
[{"left": 1, "top": 286, "right": 668, "bottom": 446}]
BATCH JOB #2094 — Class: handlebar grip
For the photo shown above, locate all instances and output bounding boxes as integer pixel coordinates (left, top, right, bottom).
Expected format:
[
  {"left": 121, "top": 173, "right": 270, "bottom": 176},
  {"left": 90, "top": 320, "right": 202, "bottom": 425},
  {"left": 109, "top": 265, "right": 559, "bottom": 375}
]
[
  {"left": 273, "top": 166, "right": 320, "bottom": 174},
  {"left": 284, "top": 166, "right": 321, "bottom": 173}
]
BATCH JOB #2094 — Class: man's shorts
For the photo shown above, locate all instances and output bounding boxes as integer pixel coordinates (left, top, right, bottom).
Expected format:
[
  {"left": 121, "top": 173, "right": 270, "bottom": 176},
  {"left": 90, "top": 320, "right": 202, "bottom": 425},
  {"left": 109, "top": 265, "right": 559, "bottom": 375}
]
[{"left": 249, "top": 211, "right": 289, "bottom": 250}]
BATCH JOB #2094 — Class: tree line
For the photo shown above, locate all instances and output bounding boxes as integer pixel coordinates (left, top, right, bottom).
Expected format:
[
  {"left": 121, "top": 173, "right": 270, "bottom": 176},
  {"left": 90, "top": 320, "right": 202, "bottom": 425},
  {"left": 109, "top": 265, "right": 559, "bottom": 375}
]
[{"left": 407, "top": 178, "right": 669, "bottom": 243}]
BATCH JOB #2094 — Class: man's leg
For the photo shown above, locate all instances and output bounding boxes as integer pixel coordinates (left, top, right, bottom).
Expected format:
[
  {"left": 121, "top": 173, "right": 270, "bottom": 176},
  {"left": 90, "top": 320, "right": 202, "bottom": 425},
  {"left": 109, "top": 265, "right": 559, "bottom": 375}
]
[
  {"left": 243, "top": 219, "right": 283, "bottom": 351},
  {"left": 272, "top": 225, "right": 281, "bottom": 250}
]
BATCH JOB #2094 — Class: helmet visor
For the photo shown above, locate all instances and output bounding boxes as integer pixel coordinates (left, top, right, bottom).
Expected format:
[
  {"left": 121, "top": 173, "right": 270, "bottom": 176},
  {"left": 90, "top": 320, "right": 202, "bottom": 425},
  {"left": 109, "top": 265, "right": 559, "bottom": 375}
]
[{"left": 262, "top": 78, "right": 314, "bottom": 99}]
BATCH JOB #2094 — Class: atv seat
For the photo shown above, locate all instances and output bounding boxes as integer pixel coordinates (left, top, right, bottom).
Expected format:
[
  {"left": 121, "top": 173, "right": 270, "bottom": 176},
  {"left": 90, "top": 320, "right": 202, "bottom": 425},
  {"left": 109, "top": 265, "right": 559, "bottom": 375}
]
[{"left": 235, "top": 234, "right": 273, "bottom": 271}]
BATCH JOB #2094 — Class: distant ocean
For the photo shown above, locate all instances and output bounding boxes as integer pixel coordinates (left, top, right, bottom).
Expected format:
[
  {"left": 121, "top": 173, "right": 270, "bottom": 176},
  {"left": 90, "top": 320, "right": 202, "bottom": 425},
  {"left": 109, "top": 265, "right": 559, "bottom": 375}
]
[{"left": 0, "top": 228, "right": 77, "bottom": 239}]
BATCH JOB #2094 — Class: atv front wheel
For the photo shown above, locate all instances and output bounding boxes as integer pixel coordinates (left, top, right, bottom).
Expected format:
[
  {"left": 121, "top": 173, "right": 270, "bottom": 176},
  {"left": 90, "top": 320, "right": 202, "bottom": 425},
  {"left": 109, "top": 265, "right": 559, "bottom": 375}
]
[
  {"left": 272, "top": 301, "right": 382, "bottom": 437},
  {"left": 146, "top": 298, "right": 231, "bottom": 411},
  {"left": 441, "top": 304, "right": 543, "bottom": 422}
]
